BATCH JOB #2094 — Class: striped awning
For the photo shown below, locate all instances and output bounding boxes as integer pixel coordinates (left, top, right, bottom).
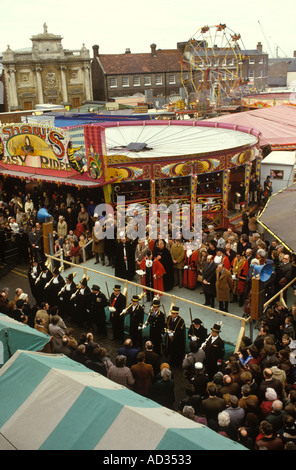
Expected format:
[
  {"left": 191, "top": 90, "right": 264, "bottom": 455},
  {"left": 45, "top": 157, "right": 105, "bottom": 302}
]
[
  {"left": 0, "top": 351, "right": 245, "bottom": 450},
  {"left": 0, "top": 314, "right": 51, "bottom": 364}
]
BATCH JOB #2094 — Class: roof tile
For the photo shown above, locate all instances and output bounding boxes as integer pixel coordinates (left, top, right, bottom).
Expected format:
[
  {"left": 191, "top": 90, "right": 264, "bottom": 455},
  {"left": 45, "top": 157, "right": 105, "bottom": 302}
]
[{"left": 98, "top": 49, "right": 183, "bottom": 75}]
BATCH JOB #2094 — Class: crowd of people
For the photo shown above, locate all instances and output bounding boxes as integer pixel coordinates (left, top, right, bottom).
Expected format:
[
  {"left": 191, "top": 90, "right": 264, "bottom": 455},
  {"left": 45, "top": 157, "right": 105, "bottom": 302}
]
[{"left": 1, "top": 179, "right": 296, "bottom": 449}]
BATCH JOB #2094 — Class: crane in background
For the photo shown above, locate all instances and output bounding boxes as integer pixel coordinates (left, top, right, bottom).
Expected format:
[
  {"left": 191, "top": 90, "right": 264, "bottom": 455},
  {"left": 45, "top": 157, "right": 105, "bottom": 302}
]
[
  {"left": 258, "top": 20, "right": 274, "bottom": 57},
  {"left": 258, "top": 20, "right": 288, "bottom": 58},
  {"left": 275, "top": 44, "right": 288, "bottom": 58}
]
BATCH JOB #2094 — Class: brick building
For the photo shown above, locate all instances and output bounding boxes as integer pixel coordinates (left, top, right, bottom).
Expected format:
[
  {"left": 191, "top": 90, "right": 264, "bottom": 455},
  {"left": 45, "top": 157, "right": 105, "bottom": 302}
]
[
  {"left": 91, "top": 41, "right": 269, "bottom": 104},
  {"left": 242, "top": 42, "right": 269, "bottom": 91},
  {"left": 91, "top": 43, "right": 184, "bottom": 102}
]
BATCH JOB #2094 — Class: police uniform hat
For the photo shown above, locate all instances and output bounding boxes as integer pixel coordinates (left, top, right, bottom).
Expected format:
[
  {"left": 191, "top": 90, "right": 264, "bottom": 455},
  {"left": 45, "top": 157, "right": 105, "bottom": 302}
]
[
  {"left": 114, "top": 284, "right": 121, "bottom": 291},
  {"left": 66, "top": 273, "right": 74, "bottom": 282},
  {"left": 80, "top": 277, "right": 88, "bottom": 286},
  {"left": 193, "top": 318, "right": 202, "bottom": 325},
  {"left": 152, "top": 298, "right": 160, "bottom": 307},
  {"left": 132, "top": 295, "right": 139, "bottom": 302},
  {"left": 170, "top": 306, "right": 179, "bottom": 314}
]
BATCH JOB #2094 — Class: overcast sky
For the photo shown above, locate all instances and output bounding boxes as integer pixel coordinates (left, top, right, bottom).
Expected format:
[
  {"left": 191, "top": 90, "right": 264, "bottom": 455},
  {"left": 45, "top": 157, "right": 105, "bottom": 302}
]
[{"left": 1, "top": 0, "right": 295, "bottom": 58}]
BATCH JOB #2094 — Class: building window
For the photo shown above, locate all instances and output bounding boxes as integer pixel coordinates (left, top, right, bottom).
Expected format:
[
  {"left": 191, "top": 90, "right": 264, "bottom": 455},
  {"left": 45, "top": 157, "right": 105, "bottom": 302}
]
[
  {"left": 169, "top": 74, "right": 176, "bottom": 84},
  {"left": 144, "top": 76, "right": 151, "bottom": 86},
  {"left": 122, "top": 77, "right": 130, "bottom": 87},
  {"left": 228, "top": 59, "right": 234, "bottom": 66},
  {"left": 156, "top": 74, "right": 163, "bottom": 85},
  {"left": 133, "top": 76, "right": 141, "bottom": 86},
  {"left": 259, "top": 58, "right": 264, "bottom": 64},
  {"left": 110, "top": 77, "right": 117, "bottom": 88},
  {"left": 249, "top": 69, "right": 254, "bottom": 79},
  {"left": 249, "top": 58, "right": 255, "bottom": 64}
]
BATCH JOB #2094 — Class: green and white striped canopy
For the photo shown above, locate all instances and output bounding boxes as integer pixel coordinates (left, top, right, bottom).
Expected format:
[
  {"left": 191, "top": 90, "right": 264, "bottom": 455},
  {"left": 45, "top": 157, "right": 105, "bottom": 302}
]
[
  {"left": 0, "top": 350, "right": 246, "bottom": 450},
  {"left": 0, "top": 314, "right": 51, "bottom": 365}
]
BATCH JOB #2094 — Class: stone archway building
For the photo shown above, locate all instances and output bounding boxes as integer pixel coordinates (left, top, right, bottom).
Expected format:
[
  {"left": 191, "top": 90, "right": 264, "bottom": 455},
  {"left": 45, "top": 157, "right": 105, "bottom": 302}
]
[{"left": 2, "top": 24, "right": 93, "bottom": 111}]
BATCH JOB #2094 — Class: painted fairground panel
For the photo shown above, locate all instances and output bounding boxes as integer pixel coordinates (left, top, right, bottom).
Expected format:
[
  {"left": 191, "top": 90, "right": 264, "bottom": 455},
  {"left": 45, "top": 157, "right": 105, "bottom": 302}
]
[
  {"left": 82, "top": 124, "right": 108, "bottom": 184},
  {"left": 0, "top": 123, "right": 108, "bottom": 186},
  {"left": 105, "top": 151, "right": 255, "bottom": 230},
  {"left": 0, "top": 124, "right": 72, "bottom": 173}
]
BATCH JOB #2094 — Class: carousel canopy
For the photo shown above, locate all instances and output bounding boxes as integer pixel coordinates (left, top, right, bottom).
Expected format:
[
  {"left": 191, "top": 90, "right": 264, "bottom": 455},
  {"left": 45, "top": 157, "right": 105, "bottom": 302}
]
[
  {"left": 0, "top": 165, "right": 103, "bottom": 187},
  {"left": 258, "top": 182, "right": 296, "bottom": 253},
  {"left": 206, "top": 104, "right": 296, "bottom": 149},
  {"left": 104, "top": 121, "right": 259, "bottom": 160}
]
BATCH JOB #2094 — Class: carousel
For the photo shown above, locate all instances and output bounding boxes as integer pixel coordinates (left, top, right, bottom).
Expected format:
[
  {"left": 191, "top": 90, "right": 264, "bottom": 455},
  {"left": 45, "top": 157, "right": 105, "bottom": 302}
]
[
  {"left": 91, "top": 119, "right": 262, "bottom": 230},
  {"left": 0, "top": 120, "right": 261, "bottom": 230}
]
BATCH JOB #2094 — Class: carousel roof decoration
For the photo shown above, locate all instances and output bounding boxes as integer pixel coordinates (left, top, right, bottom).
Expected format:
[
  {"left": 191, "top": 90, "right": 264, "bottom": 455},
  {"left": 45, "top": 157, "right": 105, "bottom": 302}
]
[{"left": 103, "top": 121, "right": 259, "bottom": 162}]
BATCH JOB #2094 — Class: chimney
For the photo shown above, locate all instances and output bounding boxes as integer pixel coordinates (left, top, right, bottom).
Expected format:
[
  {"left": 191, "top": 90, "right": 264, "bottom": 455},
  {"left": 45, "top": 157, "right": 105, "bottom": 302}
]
[
  {"left": 125, "top": 48, "right": 131, "bottom": 54},
  {"left": 150, "top": 43, "right": 157, "bottom": 56},
  {"left": 93, "top": 44, "right": 99, "bottom": 58},
  {"left": 257, "top": 42, "right": 263, "bottom": 53}
]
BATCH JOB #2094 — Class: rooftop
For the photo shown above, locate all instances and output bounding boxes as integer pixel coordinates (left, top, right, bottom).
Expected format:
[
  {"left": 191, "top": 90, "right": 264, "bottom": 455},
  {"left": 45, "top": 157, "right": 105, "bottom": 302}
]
[{"left": 97, "top": 48, "right": 183, "bottom": 75}]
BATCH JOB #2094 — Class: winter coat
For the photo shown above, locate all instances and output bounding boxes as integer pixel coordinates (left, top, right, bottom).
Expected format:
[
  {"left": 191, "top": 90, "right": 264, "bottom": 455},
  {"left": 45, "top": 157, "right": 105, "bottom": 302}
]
[
  {"left": 216, "top": 268, "right": 233, "bottom": 301},
  {"left": 91, "top": 225, "right": 105, "bottom": 254}
]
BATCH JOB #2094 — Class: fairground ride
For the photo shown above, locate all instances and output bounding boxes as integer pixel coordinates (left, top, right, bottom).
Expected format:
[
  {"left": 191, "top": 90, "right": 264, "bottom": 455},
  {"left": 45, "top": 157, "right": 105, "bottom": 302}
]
[{"left": 181, "top": 24, "right": 248, "bottom": 110}]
